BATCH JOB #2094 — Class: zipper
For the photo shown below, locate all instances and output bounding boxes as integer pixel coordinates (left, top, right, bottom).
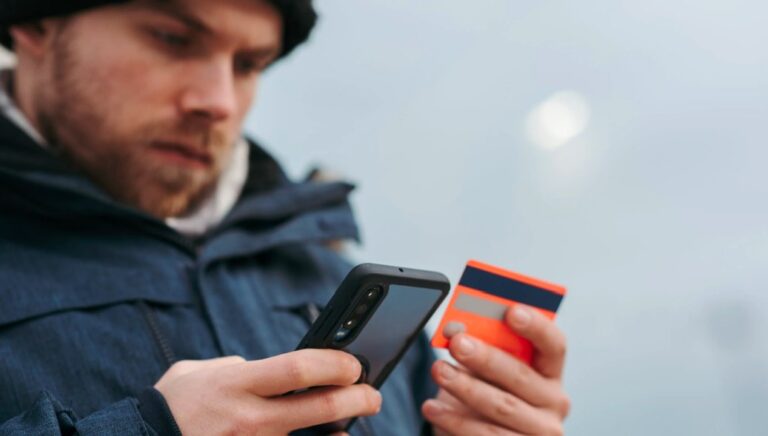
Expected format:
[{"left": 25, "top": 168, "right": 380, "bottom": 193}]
[
  {"left": 139, "top": 301, "right": 177, "bottom": 368},
  {"left": 302, "top": 302, "right": 322, "bottom": 324}
]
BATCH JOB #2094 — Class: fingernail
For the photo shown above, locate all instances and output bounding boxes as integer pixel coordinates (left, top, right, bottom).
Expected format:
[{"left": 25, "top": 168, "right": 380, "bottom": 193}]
[
  {"left": 512, "top": 305, "right": 532, "bottom": 328},
  {"left": 440, "top": 362, "right": 458, "bottom": 380},
  {"left": 443, "top": 321, "right": 466, "bottom": 338},
  {"left": 454, "top": 335, "right": 476, "bottom": 356}
]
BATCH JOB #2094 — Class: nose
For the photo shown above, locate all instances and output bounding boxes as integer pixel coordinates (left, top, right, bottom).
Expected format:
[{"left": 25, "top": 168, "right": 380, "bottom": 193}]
[{"left": 179, "top": 60, "right": 238, "bottom": 123}]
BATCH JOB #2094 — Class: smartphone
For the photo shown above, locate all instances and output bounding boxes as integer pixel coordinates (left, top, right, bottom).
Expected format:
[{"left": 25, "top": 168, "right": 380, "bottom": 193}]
[{"left": 295, "top": 263, "right": 450, "bottom": 432}]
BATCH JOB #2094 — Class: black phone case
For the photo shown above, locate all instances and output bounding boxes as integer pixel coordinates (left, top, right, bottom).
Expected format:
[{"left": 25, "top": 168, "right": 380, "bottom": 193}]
[{"left": 295, "top": 263, "right": 450, "bottom": 432}]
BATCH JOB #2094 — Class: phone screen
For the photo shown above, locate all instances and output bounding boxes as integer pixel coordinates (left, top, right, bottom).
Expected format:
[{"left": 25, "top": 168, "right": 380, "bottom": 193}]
[{"left": 341, "top": 284, "right": 444, "bottom": 385}]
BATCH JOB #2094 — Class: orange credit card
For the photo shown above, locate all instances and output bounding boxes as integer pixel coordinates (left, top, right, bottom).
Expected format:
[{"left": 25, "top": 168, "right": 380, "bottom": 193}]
[{"left": 431, "top": 260, "right": 566, "bottom": 365}]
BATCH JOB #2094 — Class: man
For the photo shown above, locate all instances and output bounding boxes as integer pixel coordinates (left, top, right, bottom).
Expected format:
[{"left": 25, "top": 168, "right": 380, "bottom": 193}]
[{"left": 0, "top": 1, "right": 569, "bottom": 434}]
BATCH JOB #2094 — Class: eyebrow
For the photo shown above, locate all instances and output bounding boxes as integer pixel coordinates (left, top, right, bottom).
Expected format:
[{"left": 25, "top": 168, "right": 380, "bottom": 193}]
[{"left": 143, "top": 0, "right": 282, "bottom": 59}]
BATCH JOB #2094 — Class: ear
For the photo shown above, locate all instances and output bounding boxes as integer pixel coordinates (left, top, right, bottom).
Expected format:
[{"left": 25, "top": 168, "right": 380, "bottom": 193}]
[{"left": 8, "top": 20, "right": 58, "bottom": 59}]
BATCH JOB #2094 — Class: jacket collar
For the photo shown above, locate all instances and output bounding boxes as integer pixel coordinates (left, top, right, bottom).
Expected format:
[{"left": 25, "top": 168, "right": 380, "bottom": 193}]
[{"left": 0, "top": 114, "right": 360, "bottom": 262}]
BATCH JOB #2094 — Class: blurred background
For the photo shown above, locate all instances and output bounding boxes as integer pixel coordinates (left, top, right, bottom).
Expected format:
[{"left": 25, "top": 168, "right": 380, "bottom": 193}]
[
  {"left": 3, "top": 0, "right": 765, "bottom": 434},
  {"left": 246, "top": 0, "right": 768, "bottom": 434}
]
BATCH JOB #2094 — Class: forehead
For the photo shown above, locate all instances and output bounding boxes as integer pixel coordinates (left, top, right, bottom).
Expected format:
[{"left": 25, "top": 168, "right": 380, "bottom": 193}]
[{"left": 131, "top": 0, "right": 283, "bottom": 49}]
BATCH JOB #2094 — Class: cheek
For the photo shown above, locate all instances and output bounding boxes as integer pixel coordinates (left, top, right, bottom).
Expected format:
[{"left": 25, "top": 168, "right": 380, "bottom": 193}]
[
  {"left": 239, "top": 77, "right": 259, "bottom": 106},
  {"left": 78, "top": 45, "right": 176, "bottom": 133},
  {"left": 97, "top": 61, "right": 173, "bottom": 121}
]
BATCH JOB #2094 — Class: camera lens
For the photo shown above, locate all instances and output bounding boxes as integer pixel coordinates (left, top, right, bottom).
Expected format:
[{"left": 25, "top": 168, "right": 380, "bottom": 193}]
[
  {"left": 355, "top": 303, "right": 368, "bottom": 315},
  {"left": 366, "top": 287, "right": 380, "bottom": 299},
  {"left": 334, "top": 327, "right": 350, "bottom": 341},
  {"left": 344, "top": 318, "right": 357, "bottom": 328}
]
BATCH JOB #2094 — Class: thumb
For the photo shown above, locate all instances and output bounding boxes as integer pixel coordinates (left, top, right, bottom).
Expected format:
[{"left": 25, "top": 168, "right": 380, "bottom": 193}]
[{"left": 505, "top": 305, "right": 566, "bottom": 379}]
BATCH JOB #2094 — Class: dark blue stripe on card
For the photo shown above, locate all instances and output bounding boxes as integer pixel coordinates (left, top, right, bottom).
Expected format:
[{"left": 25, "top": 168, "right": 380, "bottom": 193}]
[{"left": 459, "top": 266, "right": 563, "bottom": 312}]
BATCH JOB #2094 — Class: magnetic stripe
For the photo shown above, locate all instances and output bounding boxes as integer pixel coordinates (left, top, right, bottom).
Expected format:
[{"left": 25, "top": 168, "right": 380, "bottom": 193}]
[{"left": 459, "top": 266, "right": 563, "bottom": 312}]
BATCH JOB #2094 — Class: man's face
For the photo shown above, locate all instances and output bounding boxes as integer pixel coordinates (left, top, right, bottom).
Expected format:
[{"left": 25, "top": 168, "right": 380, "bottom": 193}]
[{"left": 30, "top": 0, "right": 282, "bottom": 218}]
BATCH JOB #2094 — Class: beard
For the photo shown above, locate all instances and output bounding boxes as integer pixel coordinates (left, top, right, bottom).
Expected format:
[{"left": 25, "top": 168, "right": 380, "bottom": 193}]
[{"left": 34, "top": 24, "right": 234, "bottom": 219}]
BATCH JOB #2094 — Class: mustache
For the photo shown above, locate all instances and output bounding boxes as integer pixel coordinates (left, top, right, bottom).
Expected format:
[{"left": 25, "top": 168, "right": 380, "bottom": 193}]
[{"left": 145, "top": 120, "right": 231, "bottom": 151}]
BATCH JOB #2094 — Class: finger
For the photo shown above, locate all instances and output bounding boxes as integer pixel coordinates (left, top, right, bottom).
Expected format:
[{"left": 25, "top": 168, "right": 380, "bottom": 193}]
[
  {"left": 447, "top": 333, "right": 563, "bottom": 408},
  {"left": 235, "top": 349, "right": 362, "bottom": 397},
  {"left": 423, "top": 399, "right": 523, "bottom": 436},
  {"left": 269, "top": 384, "right": 382, "bottom": 431},
  {"left": 155, "top": 356, "right": 246, "bottom": 388},
  {"left": 443, "top": 322, "right": 466, "bottom": 338},
  {"left": 506, "top": 305, "right": 567, "bottom": 379},
  {"left": 432, "top": 361, "right": 559, "bottom": 434},
  {"left": 436, "top": 389, "right": 481, "bottom": 419}
]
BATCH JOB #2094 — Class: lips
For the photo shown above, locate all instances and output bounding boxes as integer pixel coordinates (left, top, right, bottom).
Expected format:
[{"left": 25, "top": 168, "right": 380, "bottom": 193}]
[{"left": 151, "top": 141, "right": 213, "bottom": 169}]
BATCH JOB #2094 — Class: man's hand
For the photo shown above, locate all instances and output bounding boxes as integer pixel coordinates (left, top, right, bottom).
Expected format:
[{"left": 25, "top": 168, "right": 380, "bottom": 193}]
[
  {"left": 422, "top": 305, "right": 570, "bottom": 435},
  {"left": 154, "top": 350, "right": 382, "bottom": 436}
]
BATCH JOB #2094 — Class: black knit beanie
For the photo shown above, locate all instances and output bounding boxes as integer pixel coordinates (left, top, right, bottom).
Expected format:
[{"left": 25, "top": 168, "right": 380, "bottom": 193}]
[{"left": 0, "top": 0, "right": 317, "bottom": 59}]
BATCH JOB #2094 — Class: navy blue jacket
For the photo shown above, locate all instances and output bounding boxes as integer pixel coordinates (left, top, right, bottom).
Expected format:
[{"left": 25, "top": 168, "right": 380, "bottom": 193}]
[{"left": 0, "top": 115, "right": 437, "bottom": 435}]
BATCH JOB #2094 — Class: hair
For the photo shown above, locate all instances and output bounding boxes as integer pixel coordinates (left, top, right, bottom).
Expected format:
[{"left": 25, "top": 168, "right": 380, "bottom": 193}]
[
  {"left": 0, "top": 0, "right": 317, "bottom": 59},
  {"left": 266, "top": 0, "right": 317, "bottom": 58}
]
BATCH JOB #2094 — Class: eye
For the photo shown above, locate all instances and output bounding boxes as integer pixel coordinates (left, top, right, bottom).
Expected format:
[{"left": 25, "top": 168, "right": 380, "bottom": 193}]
[
  {"left": 234, "top": 56, "right": 266, "bottom": 76},
  {"left": 150, "top": 28, "right": 191, "bottom": 49}
]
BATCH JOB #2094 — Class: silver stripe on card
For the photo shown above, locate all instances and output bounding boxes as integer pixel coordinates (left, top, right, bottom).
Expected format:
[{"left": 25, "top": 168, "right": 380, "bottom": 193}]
[{"left": 454, "top": 293, "right": 509, "bottom": 320}]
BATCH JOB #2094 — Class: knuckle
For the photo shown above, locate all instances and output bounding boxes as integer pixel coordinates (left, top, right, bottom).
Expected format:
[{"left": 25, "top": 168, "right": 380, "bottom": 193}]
[
  {"left": 319, "top": 391, "right": 342, "bottom": 419},
  {"left": 285, "top": 356, "right": 311, "bottom": 387},
  {"left": 494, "top": 392, "right": 522, "bottom": 420},
  {"left": 504, "top": 359, "right": 526, "bottom": 387},
  {"left": 231, "top": 407, "right": 260, "bottom": 431}
]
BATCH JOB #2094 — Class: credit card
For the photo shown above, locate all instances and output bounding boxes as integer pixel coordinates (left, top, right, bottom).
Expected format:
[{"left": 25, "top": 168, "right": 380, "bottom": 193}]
[{"left": 431, "top": 260, "right": 566, "bottom": 364}]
